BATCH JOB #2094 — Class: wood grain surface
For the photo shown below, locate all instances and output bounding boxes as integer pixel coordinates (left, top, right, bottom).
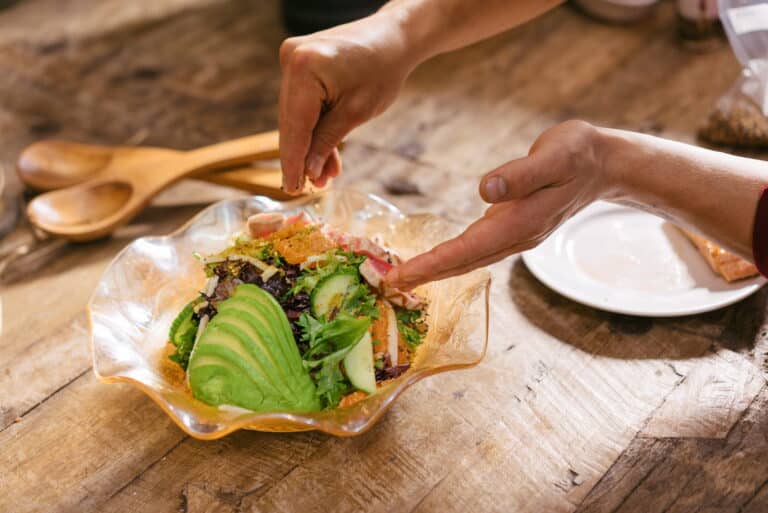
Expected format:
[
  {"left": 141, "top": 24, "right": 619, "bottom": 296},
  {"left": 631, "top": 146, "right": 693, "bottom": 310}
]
[{"left": 1, "top": 1, "right": 767, "bottom": 512}]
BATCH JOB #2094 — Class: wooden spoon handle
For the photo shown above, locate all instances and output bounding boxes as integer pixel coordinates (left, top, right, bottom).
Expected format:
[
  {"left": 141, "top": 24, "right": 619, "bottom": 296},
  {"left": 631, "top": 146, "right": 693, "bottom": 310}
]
[
  {"left": 182, "top": 130, "right": 279, "bottom": 172},
  {"left": 202, "top": 165, "right": 289, "bottom": 198}
]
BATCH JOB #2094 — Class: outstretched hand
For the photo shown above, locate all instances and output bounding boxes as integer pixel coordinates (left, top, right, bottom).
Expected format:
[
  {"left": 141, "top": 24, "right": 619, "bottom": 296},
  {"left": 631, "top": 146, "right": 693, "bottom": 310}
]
[{"left": 386, "top": 121, "right": 609, "bottom": 289}]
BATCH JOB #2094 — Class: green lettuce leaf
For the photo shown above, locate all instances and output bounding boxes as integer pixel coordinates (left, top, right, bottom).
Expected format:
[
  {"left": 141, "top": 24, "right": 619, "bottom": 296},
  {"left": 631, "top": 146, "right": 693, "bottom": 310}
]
[
  {"left": 395, "top": 307, "right": 427, "bottom": 349},
  {"left": 168, "top": 302, "right": 200, "bottom": 369},
  {"left": 298, "top": 313, "right": 371, "bottom": 408}
]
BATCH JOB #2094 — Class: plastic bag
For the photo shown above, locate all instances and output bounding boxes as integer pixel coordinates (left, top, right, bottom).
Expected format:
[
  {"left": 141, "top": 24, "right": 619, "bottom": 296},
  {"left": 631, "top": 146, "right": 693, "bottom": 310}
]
[{"left": 699, "top": 0, "right": 768, "bottom": 148}]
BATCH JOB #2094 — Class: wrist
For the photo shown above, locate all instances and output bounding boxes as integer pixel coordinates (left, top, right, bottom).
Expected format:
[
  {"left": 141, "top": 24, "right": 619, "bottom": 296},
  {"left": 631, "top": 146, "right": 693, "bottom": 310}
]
[
  {"left": 591, "top": 125, "right": 636, "bottom": 202},
  {"left": 374, "top": 1, "right": 446, "bottom": 70}
]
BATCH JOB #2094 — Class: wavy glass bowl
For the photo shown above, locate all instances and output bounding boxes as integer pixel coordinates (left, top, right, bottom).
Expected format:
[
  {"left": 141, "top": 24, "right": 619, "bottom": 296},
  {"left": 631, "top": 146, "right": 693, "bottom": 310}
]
[{"left": 89, "top": 189, "right": 490, "bottom": 439}]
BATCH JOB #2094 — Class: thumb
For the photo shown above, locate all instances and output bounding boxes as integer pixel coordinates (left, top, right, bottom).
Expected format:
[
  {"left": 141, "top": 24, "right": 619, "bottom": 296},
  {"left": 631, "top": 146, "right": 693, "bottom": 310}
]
[{"left": 479, "top": 152, "right": 558, "bottom": 204}]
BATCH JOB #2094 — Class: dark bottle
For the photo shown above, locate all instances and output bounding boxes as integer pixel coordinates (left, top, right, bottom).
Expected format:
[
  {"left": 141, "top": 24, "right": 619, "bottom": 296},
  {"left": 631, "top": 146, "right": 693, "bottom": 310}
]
[{"left": 281, "top": 0, "right": 387, "bottom": 35}]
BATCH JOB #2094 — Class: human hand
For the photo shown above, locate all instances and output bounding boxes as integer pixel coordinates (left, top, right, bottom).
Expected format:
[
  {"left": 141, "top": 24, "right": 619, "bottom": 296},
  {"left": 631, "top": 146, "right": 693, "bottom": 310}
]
[
  {"left": 386, "top": 120, "right": 611, "bottom": 289},
  {"left": 279, "top": 12, "right": 420, "bottom": 194}
]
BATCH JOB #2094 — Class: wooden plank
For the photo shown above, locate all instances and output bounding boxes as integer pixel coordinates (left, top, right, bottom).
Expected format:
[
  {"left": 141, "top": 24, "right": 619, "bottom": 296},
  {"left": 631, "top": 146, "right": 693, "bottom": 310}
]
[
  {"left": 0, "top": 13, "right": 283, "bottom": 154},
  {"left": 572, "top": 437, "right": 673, "bottom": 513},
  {"left": 0, "top": 372, "right": 187, "bottom": 513},
  {"left": 577, "top": 388, "right": 768, "bottom": 513},
  {"left": 100, "top": 429, "right": 326, "bottom": 513},
  {"left": 640, "top": 348, "right": 765, "bottom": 439},
  {"left": 0, "top": 0, "right": 219, "bottom": 46},
  {"left": 0, "top": 313, "right": 90, "bottom": 430}
]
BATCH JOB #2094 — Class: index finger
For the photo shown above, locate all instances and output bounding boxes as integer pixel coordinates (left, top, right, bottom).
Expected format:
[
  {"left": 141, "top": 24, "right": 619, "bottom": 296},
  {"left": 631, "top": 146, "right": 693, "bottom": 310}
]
[
  {"left": 386, "top": 205, "right": 518, "bottom": 289},
  {"left": 278, "top": 65, "right": 324, "bottom": 194}
]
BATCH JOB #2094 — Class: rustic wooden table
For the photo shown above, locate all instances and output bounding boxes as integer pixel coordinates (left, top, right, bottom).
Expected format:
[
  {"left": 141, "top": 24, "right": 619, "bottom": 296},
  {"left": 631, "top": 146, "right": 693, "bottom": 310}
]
[{"left": 2, "top": 1, "right": 768, "bottom": 512}]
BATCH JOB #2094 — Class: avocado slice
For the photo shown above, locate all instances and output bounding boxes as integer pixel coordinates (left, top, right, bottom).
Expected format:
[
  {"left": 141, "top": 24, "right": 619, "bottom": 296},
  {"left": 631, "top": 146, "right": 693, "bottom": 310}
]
[
  {"left": 217, "top": 297, "right": 288, "bottom": 360},
  {"left": 232, "top": 285, "right": 305, "bottom": 373},
  {"left": 191, "top": 326, "right": 284, "bottom": 400},
  {"left": 211, "top": 309, "right": 303, "bottom": 403},
  {"left": 189, "top": 359, "right": 283, "bottom": 412},
  {"left": 188, "top": 285, "right": 320, "bottom": 412},
  {"left": 217, "top": 298, "right": 314, "bottom": 409}
]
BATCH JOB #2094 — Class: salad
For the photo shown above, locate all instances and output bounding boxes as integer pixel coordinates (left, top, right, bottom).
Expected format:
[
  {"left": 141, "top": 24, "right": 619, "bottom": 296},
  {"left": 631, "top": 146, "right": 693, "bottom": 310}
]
[{"left": 167, "top": 212, "right": 427, "bottom": 412}]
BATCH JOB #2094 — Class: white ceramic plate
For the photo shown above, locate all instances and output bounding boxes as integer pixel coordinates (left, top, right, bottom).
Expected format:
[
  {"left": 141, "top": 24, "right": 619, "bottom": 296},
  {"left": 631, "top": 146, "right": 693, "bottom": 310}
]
[{"left": 522, "top": 202, "right": 765, "bottom": 317}]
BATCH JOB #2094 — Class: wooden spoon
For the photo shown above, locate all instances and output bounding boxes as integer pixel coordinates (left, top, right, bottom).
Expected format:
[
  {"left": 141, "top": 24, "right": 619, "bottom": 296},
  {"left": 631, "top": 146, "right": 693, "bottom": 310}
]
[
  {"left": 18, "top": 133, "right": 284, "bottom": 192},
  {"left": 24, "top": 131, "right": 298, "bottom": 241}
]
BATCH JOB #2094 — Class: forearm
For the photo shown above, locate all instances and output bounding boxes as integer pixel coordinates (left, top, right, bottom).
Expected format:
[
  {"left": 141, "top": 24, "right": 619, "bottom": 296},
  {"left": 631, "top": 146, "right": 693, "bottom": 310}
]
[
  {"left": 597, "top": 127, "right": 767, "bottom": 260},
  {"left": 377, "top": 0, "right": 565, "bottom": 67}
]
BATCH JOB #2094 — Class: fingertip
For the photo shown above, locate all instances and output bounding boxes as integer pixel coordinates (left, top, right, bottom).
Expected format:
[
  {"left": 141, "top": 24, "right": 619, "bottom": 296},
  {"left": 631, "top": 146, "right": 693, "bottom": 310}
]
[
  {"left": 309, "top": 150, "right": 341, "bottom": 187},
  {"left": 310, "top": 175, "right": 328, "bottom": 188},
  {"left": 281, "top": 177, "right": 298, "bottom": 195},
  {"left": 479, "top": 175, "right": 508, "bottom": 203},
  {"left": 280, "top": 155, "right": 302, "bottom": 193},
  {"left": 305, "top": 154, "right": 324, "bottom": 180},
  {"left": 310, "top": 169, "right": 331, "bottom": 188},
  {"left": 384, "top": 265, "right": 399, "bottom": 282},
  {"left": 288, "top": 172, "right": 306, "bottom": 195},
  {"left": 385, "top": 263, "right": 425, "bottom": 291},
  {"left": 281, "top": 176, "right": 295, "bottom": 194},
  {"left": 383, "top": 268, "right": 407, "bottom": 290}
]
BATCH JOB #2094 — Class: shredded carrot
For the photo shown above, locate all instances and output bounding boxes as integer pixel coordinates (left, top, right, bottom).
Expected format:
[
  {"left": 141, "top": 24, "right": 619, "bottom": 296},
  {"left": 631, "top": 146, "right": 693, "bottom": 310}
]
[
  {"left": 398, "top": 335, "right": 410, "bottom": 363},
  {"left": 267, "top": 220, "right": 309, "bottom": 241},
  {"left": 271, "top": 224, "right": 335, "bottom": 264},
  {"left": 370, "top": 299, "right": 389, "bottom": 354},
  {"left": 338, "top": 390, "right": 368, "bottom": 408}
]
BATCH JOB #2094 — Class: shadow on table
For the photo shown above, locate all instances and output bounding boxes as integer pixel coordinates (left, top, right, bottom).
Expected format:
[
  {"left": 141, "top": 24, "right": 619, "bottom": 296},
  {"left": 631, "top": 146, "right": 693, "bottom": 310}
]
[{"left": 508, "top": 258, "right": 767, "bottom": 360}]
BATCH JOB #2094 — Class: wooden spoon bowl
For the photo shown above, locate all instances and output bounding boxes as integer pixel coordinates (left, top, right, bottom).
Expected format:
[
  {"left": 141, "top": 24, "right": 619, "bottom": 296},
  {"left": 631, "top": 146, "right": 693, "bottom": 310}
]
[
  {"left": 28, "top": 180, "right": 136, "bottom": 240},
  {"left": 19, "top": 140, "right": 122, "bottom": 191}
]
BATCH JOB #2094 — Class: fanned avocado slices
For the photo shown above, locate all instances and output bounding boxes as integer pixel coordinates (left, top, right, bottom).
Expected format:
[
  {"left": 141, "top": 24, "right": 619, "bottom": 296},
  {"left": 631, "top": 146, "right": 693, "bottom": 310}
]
[{"left": 188, "top": 284, "right": 320, "bottom": 412}]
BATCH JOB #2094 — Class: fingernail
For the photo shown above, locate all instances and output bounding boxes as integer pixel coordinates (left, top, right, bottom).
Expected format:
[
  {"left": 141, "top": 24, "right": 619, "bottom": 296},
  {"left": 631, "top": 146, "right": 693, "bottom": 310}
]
[
  {"left": 306, "top": 154, "right": 324, "bottom": 179},
  {"left": 484, "top": 176, "right": 508, "bottom": 202}
]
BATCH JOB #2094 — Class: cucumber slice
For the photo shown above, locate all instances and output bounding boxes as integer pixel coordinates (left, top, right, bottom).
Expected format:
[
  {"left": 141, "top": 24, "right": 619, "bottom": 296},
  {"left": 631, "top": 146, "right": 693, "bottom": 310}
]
[
  {"left": 343, "top": 332, "right": 376, "bottom": 394},
  {"left": 311, "top": 271, "right": 358, "bottom": 318}
]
